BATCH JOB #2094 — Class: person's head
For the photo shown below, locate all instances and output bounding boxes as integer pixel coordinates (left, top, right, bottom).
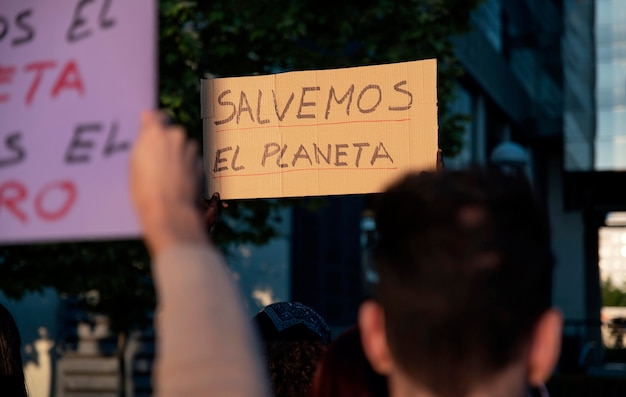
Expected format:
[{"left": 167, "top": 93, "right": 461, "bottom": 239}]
[
  {"left": 311, "top": 325, "right": 387, "bottom": 397},
  {"left": 0, "top": 303, "right": 27, "bottom": 397},
  {"left": 359, "top": 167, "right": 562, "bottom": 397},
  {"left": 253, "top": 301, "right": 331, "bottom": 397}
]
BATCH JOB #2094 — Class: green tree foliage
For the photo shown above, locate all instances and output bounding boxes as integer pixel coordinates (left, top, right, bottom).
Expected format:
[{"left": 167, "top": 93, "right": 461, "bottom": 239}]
[
  {"left": 161, "top": 0, "right": 480, "bottom": 154},
  {"left": 0, "top": 0, "right": 481, "bottom": 335},
  {"left": 602, "top": 278, "right": 626, "bottom": 307},
  {"left": 0, "top": 241, "right": 153, "bottom": 334}
]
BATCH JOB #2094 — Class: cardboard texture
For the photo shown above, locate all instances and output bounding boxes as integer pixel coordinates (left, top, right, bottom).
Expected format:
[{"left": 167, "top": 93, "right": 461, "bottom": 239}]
[{"left": 202, "top": 59, "right": 438, "bottom": 199}]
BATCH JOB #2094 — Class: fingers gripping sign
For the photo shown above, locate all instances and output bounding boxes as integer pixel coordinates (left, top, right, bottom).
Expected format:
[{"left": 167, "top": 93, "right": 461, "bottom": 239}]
[
  {"left": 130, "top": 111, "right": 205, "bottom": 255},
  {"left": 202, "top": 192, "right": 228, "bottom": 233},
  {"left": 131, "top": 111, "right": 197, "bottom": 206}
]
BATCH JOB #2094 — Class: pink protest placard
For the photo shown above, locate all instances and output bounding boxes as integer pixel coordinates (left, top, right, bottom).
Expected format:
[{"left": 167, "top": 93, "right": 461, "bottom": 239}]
[{"left": 0, "top": 0, "right": 156, "bottom": 243}]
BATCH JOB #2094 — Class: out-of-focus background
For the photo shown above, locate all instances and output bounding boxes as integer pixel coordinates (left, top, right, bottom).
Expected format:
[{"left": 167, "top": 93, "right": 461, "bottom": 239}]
[{"left": 3, "top": 0, "right": 626, "bottom": 396}]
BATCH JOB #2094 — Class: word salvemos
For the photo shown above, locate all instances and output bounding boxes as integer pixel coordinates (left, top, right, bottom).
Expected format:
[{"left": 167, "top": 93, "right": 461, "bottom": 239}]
[
  {"left": 212, "top": 81, "right": 412, "bottom": 126},
  {"left": 210, "top": 80, "right": 412, "bottom": 174}
]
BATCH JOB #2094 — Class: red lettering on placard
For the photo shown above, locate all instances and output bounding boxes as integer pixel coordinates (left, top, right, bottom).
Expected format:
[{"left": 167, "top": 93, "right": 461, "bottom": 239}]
[
  {"left": 23, "top": 60, "right": 56, "bottom": 105},
  {"left": 0, "top": 60, "right": 86, "bottom": 105},
  {"left": 0, "top": 66, "right": 16, "bottom": 103},
  {"left": 0, "top": 180, "right": 28, "bottom": 223},
  {"left": 51, "top": 60, "right": 85, "bottom": 99},
  {"left": 0, "top": 179, "right": 77, "bottom": 223},
  {"left": 34, "top": 180, "right": 77, "bottom": 221}
]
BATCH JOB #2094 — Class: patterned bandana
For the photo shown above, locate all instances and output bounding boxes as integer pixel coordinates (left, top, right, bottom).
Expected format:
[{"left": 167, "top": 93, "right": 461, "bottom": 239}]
[{"left": 254, "top": 301, "right": 331, "bottom": 345}]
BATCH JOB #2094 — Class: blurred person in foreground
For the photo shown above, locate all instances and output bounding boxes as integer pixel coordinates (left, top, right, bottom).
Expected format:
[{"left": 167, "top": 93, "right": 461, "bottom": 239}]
[
  {"left": 309, "top": 152, "right": 447, "bottom": 397},
  {"left": 130, "top": 111, "right": 560, "bottom": 397},
  {"left": 0, "top": 303, "right": 28, "bottom": 397},
  {"left": 358, "top": 168, "right": 562, "bottom": 397},
  {"left": 253, "top": 301, "right": 330, "bottom": 397},
  {"left": 130, "top": 111, "right": 269, "bottom": 397}
]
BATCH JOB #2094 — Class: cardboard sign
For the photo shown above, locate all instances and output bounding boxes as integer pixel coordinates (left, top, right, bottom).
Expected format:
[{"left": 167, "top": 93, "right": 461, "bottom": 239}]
[
  {"left": 202, "top": 59, "right": 438, "bottom": 199},
  {"left": 0, "top": 0, "right": 156, "bottom": 243}
]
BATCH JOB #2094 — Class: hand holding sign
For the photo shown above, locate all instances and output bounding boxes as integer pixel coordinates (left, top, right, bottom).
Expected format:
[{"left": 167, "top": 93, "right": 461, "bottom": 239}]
[
  {"left": 202, "top": 193, "right": 228, "bottom": 234},
  {"left": 130, "top": 111, "right": 205, "bottom": 256}
]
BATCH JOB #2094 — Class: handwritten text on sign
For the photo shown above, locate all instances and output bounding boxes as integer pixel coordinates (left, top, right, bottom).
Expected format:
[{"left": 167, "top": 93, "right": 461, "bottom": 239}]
[
  {"left": 0, "top": 0, "right": 156, "bottom": 243},
  {"left": 202, "top": 60, "right": 438, "bottom": 199}
]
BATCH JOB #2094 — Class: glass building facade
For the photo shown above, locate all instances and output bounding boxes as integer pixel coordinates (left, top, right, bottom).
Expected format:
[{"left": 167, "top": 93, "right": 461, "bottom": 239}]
[
  {"left": 596, "top": 0, "right": 626, "bottom": 170},
  {"left": 563, "top": 0, "right": 595, "bottom": 171}
]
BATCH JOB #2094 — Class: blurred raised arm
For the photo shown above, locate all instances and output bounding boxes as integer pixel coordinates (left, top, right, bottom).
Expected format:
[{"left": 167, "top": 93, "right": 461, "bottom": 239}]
[{"left": 130, "top": 111, "right": 268, "bottom": 397}]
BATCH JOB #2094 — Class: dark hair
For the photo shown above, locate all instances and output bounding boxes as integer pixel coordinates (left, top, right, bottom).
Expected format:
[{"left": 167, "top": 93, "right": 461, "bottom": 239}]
[
  {"left": 311, "top": 326, "right": 387, "bottom": 397},
  {"left": 253, "top": 302, "right": 330, "bottom": 397},
  {"left": 373, "top": 167, "right": 554, "bottom": 397},
  {"left": 265, "top": 340, "right": 325, "bottom": 397},
  {"left": 0, "top": 303, "right": 28, "bottom": 397}
]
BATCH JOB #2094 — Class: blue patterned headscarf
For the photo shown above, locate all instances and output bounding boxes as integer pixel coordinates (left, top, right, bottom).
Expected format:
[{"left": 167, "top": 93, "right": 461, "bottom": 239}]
[{"left": 253, "top": 301, "right": 331, "bottom": 345}]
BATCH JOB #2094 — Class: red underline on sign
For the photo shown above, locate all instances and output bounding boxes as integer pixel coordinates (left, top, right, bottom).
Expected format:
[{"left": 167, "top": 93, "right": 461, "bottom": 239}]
[
  {"left": 212, "top": 167, "right": 400, "bottom": 179},
  {"left": 214, "top": 118, "right": 411, "bottom": 133}
]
